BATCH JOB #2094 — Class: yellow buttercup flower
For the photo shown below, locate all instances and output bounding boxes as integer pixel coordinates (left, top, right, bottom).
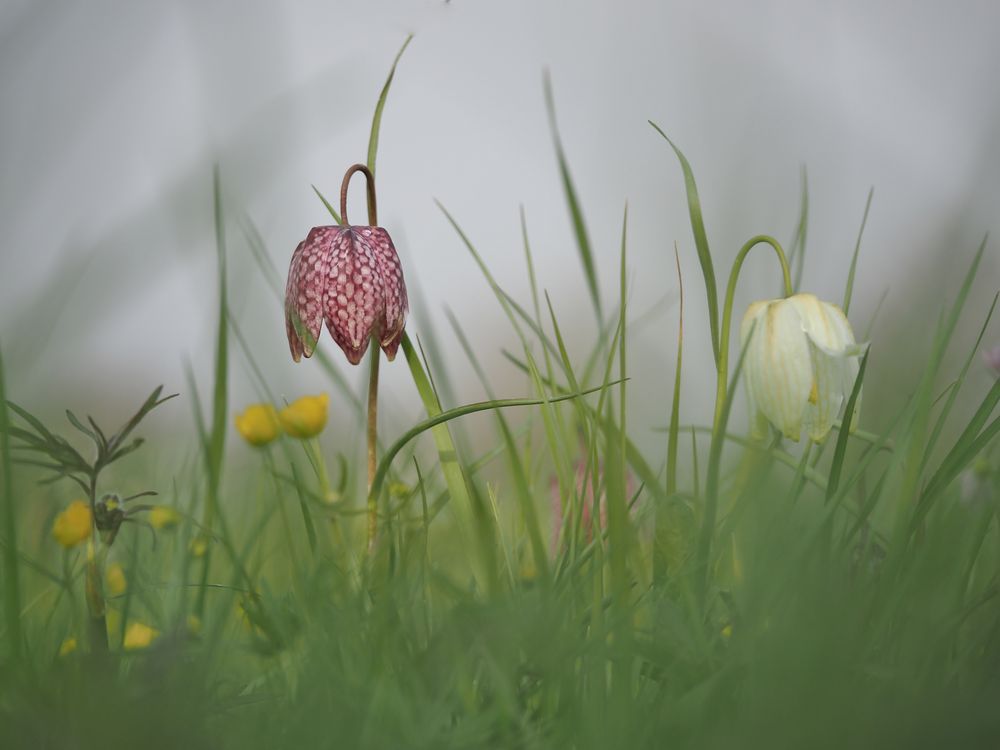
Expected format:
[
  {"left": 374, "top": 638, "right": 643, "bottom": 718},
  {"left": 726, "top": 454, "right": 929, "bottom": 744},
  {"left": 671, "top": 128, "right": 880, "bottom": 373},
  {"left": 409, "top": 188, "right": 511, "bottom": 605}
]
[
  {"left": 740, "top": 293, "right": 866, "bottom": 443},
  {"left": 52, "top": 500, "right": 93, "bottom": 548},
  {"left": 279, "top": 394, "right": 329, "bottom": 439},
  {"left": 123, "top": 621, "right": 159, "bottom": 651},
  {"left": 234, "top": 403, "right": 281, "bottom": 446},
  {"left": 106, "top": 562, "right": 127, "bottom": 597},
  {"left": 149, "top": 505, "right": 181, "bottom": 529}
]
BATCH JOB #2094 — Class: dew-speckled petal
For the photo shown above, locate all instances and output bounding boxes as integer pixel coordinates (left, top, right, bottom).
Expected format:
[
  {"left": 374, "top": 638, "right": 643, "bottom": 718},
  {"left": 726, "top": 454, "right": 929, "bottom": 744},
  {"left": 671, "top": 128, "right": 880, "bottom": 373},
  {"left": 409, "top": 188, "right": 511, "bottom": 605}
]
[
  {"left": 323, "top": 227, "right": 386, "bottom": 365},
  {"left": 285, "top": 228, "right": 336, "bottom": 362}
]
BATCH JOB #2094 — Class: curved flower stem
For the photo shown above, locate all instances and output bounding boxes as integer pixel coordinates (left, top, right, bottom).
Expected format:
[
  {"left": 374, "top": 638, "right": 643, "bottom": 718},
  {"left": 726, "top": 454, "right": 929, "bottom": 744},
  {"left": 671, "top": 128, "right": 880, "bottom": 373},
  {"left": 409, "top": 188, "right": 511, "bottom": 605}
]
[
  {"left": 366, "top": 337, "right": 381, "bottom": 555},
  {"left": 699, "top": 235, "right": 791, "bottom": 608},
  {"left": 713, "top": 235, "right": 792, "bottom": 430},
  {"left": 340, "top": 164, "right": 378, "bottom": 226}
]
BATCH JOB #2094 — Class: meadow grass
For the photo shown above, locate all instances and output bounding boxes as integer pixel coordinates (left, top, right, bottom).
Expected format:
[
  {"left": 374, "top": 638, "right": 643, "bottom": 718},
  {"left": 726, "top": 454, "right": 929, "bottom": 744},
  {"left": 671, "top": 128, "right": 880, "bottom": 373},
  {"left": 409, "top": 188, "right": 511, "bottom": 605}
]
[{"left": 2, "top": 41, "right": 1000, "bottom": 749}]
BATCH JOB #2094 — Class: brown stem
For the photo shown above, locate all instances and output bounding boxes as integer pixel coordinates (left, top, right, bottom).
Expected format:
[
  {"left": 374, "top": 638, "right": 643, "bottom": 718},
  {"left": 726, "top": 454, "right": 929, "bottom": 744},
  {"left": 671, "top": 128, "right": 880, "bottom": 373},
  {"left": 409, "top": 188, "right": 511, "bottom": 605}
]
[{"left": 340, "top": 164, "right": 378, "bottom": 226}]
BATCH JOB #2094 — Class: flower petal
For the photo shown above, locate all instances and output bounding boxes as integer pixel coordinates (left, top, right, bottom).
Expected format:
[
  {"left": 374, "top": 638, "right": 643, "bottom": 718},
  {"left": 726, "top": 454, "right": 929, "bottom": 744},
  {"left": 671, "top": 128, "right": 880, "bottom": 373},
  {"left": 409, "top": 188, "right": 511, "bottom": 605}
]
[
  {"left": 323, "top": 227, "right": 386, "bottom": 365},
  {"left": 361, "top": 227, "right": 409, "bottom": 360},
  {"left": 285, "top": 229, "right": 335, "bottom": 362},
  {"left": 749, "top": 299, "right": 812, "bottom": 441}
]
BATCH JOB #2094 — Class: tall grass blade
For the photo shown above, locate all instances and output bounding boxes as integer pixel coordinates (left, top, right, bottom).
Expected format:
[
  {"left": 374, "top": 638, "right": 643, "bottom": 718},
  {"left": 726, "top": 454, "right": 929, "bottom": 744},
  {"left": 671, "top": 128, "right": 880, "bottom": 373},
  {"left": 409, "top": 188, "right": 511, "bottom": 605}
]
[
  {"left": 367, "top": 35, "right": 414, "bottom": 175},
  {"left": 649, "top": 121, "right": 720, "bottom": 366},
  {"left": 788, "top": 166, "right": 809, "bottom": 292},
  {"left": 842, "top": 187, "right": 873, "bottom": 316},
  {"left": 446, "top": 311, "right": 549, "bottom": 582},
  {"left": 196, "top": 166, "right": 230, "bottom": 616},
  {"left": 825, "top": 348, "right": 870, "bottom": 505},
  {"left": 544, "top": 72, "right": 602, "bottom": 320}
]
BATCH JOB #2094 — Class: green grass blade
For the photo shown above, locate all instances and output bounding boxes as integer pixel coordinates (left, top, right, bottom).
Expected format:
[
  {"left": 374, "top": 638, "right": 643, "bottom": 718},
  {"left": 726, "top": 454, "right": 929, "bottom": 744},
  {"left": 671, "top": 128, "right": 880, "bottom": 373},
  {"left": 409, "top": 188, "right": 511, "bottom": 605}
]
[
  {"left": 892, "top": 234, "right": 988, "bottom": 538},
  {"left": 697, "top": 319, "right": 754, "bottom": 603},
  {"left": 923, "top": 291, "right": 998, "bottom": 463},
  {"left": 649, "top": 120, "right": 720, "bottom": 366},
  {"left": 400, "top": 333, "right": 488, "bottom": 580},
  {"left": 842, "top": 187, "right": 873, "bottom": 316},
  {"left": 446, "top": 311, "right": 549, "bottom": 582},
  {"left": 788, "top": 166, "right": 809, "bottom": 293},
  {"left": 311, "top": 185, "right": 342, "bottom": 224},
  {"left": 825, "top": 348, "right": 870, "bottom": 505},
  {"left": 196, "top": 166, "right": 230, "bottom": 616},
  {"left": 656, "top": 246, "right": 684, "bottom": 588},
  {"left": 370, "top": 380, "right": 620, "bottom": 505},
  {"left": 0, "top": 345, "right": 21, "bottom": 661},
  {"left": 544, "top": 72, "right": 602, "bottom": 320},
  {"left": 367, "top": 34, "right": 414, "bottom": 176}
]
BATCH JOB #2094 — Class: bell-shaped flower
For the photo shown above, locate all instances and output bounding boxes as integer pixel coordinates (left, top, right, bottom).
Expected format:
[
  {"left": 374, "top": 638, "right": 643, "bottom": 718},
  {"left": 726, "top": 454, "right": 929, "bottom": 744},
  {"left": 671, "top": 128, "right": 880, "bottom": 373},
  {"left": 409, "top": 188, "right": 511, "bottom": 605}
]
[
  {"left": 285, "top": 224, "right": 408, "bottom": 365},
  {"left": 739, "top": 293, "right": 866, "bottom": 443}
]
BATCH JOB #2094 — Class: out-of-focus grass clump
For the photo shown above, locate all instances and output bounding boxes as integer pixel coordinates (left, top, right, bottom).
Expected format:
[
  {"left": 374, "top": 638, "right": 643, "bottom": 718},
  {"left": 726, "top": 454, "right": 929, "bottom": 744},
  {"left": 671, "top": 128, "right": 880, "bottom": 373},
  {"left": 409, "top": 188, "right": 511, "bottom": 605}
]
[{"left": 2, "top": 38, "right": 1000, "bottom": 749}]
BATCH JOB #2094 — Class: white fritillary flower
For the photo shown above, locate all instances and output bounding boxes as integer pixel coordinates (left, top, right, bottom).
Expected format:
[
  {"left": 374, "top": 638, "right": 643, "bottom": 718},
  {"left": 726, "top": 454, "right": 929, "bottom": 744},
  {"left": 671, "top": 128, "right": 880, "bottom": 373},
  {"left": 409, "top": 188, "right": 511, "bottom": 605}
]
[{"left": 740, "top": 293, "right": 866, "bottom": 442}]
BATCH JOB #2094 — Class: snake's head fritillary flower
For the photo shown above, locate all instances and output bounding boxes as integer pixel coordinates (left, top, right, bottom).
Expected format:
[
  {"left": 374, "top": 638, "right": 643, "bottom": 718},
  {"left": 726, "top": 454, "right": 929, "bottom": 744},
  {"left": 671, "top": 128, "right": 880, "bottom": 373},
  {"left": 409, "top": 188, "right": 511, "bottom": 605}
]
[
  {"left": 52, "top": 500, "right": 92, "bottom": 548},
  {"left": 285, "top": 224, "right": 408, "bottom": 365},
  {"left": 234, "top": 404, "right": 282, "bottom": 446},
  {"left": 278, "top": 394, "right": 329, "bottom": 439},
  {"left": 740, "top": 293, "right": 866, "bottom": 443}
]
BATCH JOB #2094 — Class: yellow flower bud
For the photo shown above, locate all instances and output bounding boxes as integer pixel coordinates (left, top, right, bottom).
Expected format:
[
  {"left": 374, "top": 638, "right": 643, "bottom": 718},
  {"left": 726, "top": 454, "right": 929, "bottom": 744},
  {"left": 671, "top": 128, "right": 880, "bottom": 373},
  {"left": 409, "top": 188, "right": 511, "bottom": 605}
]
[
  {"left": 234, "top": 404, "right": 281, "bottom": 446},
  {"left": 123, "top": 621, "right": 158, "bottom": 651},
  {"left": 58, "top": 636, "right": 78, "bottom": 657},
  {"left": 278, "top": 394, "right": 329, "bottom": 439},
  {"left": 52, "top": 500, "right": 92, "bottom": 548},
  {"left": 149, "top": 505, "right": 181, "bottom": 529},
  {"left": 106, "top": 562, "right": 127, "bottom": 597},
  {"left": 740, "top": 293, "right": 866, "bottom": 443}
]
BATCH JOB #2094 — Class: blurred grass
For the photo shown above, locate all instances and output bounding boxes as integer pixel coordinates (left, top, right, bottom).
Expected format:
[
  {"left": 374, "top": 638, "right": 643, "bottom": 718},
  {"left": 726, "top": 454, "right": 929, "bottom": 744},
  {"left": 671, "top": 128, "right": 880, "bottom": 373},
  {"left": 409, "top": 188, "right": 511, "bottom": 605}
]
[{"left": 1, "top": 41, "right": 1000, "bottom": 750}]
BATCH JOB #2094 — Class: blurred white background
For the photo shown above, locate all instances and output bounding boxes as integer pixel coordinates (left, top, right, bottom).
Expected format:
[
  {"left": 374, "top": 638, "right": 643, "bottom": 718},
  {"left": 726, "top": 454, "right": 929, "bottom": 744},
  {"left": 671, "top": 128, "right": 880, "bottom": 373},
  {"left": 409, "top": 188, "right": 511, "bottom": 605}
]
[{"left": 1, "top": 0, "right": 998, "bottom": 453}]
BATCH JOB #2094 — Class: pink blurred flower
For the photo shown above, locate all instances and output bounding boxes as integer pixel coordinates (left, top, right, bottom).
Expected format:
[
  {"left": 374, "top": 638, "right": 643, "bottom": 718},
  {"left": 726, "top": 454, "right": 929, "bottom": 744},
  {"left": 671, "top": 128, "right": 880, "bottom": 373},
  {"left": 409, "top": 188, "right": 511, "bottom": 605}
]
[
  {"left": 550, "top": 461, "right": 634, "bottom": 553},
  {"left": 984, "top": 344, "right": 1000, "bottom": 378}
]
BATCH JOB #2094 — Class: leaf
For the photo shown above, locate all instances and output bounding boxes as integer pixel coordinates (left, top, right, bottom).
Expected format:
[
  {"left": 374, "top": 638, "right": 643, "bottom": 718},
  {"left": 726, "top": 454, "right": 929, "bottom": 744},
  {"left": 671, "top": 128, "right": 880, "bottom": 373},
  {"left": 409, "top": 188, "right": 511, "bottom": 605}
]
[
  {"left": 825, "top": 348, "right": 870, "bottom": 505},
  {"left": 544, "top": 72, "right": 602, "bottom": 320},
  {"left": 367, "top": 34, "right": 414, "bottom": 176},
  {"left": 649, "top": 121, "right": 720, "bottom": 367},
  {"left": 842, "top": 187, "right": 873, "bottom": 316}
]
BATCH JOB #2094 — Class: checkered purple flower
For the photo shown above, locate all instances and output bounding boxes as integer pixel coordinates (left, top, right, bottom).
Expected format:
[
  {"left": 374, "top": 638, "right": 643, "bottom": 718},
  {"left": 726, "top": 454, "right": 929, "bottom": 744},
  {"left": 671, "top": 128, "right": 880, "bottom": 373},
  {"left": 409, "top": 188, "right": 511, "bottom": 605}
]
[{"left": 285, "top": 223, "right": 408, "bottom": 365}]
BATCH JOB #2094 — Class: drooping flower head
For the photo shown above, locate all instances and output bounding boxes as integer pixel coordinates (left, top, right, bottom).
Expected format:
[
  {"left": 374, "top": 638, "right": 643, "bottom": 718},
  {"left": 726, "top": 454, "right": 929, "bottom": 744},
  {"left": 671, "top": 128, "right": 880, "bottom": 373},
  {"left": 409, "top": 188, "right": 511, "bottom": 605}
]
[
  {"left": 285, "top": 164, "right": 408, "bottom": 365},
  {"left": 740, "top": 293, "right": 866, "bottom": 443}
]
